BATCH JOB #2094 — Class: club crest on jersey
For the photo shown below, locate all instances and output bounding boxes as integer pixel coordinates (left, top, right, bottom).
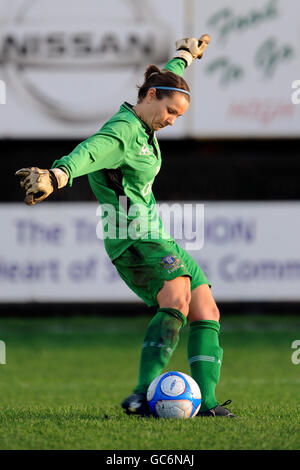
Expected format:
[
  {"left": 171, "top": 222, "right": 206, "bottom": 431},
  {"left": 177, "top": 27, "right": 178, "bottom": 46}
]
[
  {"left": 140, "top": 143, "right": 151, "bottom": 155},
  {"left": 161, "top": 255, "right": 184, "bottom": 273}
]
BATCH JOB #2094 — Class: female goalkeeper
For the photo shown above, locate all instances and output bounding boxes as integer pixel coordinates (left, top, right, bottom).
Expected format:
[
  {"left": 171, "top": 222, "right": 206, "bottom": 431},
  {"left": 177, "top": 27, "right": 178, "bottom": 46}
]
[{"left": 16, "top": 36, "right": 235, "bottom": 418}]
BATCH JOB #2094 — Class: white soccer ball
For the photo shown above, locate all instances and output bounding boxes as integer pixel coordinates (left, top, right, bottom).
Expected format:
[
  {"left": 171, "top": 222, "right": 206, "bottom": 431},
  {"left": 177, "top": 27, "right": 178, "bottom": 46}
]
[{"left": 147, "top": 371, "right": 201, "bottom": 418}]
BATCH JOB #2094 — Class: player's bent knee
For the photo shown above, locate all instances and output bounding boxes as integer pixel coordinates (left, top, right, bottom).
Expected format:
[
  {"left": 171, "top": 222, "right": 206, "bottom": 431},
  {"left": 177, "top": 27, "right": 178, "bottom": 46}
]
[
  {"left": 157, "top": 278, "right": 191, "bottom": 316},
  {"left": 205, "top": 306, "right": 220, "bottom": 321},
  {"left": 189, "top": 305, "right": 220, "bottom": 322},
  {"left": 200, "top": 305, "right": 220, "bottom": 321},
  {"left": 174, "top": 297, "right": 190, "bottom": 316},
  {"left": 158, "top": 292, "right": 191, "bottom": 317},
  {"left": 160, "top": 297, "right": 190, "bottom": 317},
  {"left": 211, "top": 306, "right": 220, "bottom": 322}
]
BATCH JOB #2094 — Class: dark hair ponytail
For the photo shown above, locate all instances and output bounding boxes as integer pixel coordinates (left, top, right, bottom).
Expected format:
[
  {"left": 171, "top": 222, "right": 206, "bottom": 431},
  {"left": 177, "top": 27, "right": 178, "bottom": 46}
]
[
  {"left": 144, "top": 64, "right": 161, "bottom": 81},
  {"left": 137, "top": 64, "right": 190, "bottom": 103}
]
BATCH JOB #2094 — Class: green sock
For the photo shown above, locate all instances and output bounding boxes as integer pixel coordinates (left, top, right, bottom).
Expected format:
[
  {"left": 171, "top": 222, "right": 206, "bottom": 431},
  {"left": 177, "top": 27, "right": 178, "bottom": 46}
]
[
  {"left": 187, "top": 320, "right": 223, "bottom": 412},
  {"left": 134, "top": 308, "right": 187, "bottom": 395}
]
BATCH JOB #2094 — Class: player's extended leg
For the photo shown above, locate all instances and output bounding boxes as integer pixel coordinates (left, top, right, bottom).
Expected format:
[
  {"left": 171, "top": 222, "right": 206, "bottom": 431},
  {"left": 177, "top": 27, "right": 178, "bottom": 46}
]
[
  {"left": 122, "top": 276, "right": 190, "bottom": 416},
  {"left": 187, "top": 284, "right": 235, "bottom": 417}
]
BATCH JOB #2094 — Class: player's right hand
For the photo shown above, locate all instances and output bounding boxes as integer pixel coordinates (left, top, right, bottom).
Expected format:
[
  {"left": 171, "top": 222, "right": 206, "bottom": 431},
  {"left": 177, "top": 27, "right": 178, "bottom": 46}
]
[
  {"left": 175, "top": 34, "right": 211, "bottom": 66},
  {"left": 15, "top": 167, "right": 57, "bottom": 206}
]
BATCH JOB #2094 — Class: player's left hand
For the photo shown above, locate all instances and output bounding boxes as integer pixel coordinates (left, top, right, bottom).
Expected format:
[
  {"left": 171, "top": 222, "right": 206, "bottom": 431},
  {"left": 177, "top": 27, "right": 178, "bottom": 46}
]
[{"left": 175, "top": 34, "right": 211, "bottom": 66}]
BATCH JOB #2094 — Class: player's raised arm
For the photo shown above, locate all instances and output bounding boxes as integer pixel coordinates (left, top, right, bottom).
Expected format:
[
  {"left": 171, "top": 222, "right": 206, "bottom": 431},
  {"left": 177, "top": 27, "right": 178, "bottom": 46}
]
[{"left": 163, "top": 34, "right": 211, "bottom": 76}]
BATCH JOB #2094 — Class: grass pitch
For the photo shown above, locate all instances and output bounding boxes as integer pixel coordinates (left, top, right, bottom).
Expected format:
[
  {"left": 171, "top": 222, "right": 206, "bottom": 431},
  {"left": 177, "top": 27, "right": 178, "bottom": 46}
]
[{"left": 0, "top": 313, "right": 299, "bottom": 450}]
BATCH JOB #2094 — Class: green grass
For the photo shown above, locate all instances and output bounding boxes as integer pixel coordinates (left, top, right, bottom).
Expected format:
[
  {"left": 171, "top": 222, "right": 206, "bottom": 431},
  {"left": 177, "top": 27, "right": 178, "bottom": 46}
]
[{"left": 0, "top": 314, "right": 299, "bottom": 450}]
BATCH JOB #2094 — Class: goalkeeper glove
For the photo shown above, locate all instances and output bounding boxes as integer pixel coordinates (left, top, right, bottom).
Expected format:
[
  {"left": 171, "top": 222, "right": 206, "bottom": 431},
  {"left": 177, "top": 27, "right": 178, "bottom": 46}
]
[
  {"left": 15, "top": 167, "right": 68, "bottom": 206},
  {"left": 175, "top": 34, "right": 211, "bottom": 66}
]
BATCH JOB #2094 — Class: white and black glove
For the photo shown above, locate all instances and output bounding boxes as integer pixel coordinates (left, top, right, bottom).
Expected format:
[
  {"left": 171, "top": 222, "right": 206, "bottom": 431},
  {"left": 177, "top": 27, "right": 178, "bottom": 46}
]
[
  {"left": 15, "top": 167, "right": 68, "bottom": 206},
  {"left": 175, "top": 34, "right": 211, "bottom": 66}
]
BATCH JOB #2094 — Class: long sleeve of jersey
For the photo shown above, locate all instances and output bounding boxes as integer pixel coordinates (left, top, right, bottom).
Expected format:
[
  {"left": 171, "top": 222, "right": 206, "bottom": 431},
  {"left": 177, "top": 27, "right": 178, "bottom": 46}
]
[
  {"left": 51, "top": 121, "right": 132, "bottom": 186},
  {"left": 163, "top": 57, "right": 187, "bottom": 77}
]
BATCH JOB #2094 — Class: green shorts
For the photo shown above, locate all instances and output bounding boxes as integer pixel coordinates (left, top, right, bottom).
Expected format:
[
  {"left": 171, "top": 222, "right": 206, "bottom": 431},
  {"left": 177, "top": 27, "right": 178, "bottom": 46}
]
[{"left": 113, "top": 238, "right": 210, "bottom": 307}]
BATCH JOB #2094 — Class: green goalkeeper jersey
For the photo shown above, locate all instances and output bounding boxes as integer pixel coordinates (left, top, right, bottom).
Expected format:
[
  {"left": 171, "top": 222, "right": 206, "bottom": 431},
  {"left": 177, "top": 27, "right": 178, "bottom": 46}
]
[{"left": 51, "top": 58, "right": 186, "bottom": 260}]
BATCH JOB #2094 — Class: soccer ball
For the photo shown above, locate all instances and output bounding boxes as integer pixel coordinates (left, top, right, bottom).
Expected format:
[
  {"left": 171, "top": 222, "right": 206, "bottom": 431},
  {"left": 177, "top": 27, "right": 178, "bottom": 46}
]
[{"left": 146, "top": 371, "right": 201, "bottom": 418}]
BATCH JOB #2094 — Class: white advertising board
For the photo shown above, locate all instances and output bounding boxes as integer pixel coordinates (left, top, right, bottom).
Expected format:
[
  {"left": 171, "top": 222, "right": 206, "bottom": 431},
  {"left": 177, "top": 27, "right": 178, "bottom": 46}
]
[
  {"left": 191, "top": 0, "right": 300, "bottom": 137},
  {"left": 1, "top": 202, "right": 300, "bottom": 302},
  {"left": 0, "top": 0, "right": 299, "bottom": 138},
  {"left": 0, "top": 0, "right": 185, "bottom": 139}
]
